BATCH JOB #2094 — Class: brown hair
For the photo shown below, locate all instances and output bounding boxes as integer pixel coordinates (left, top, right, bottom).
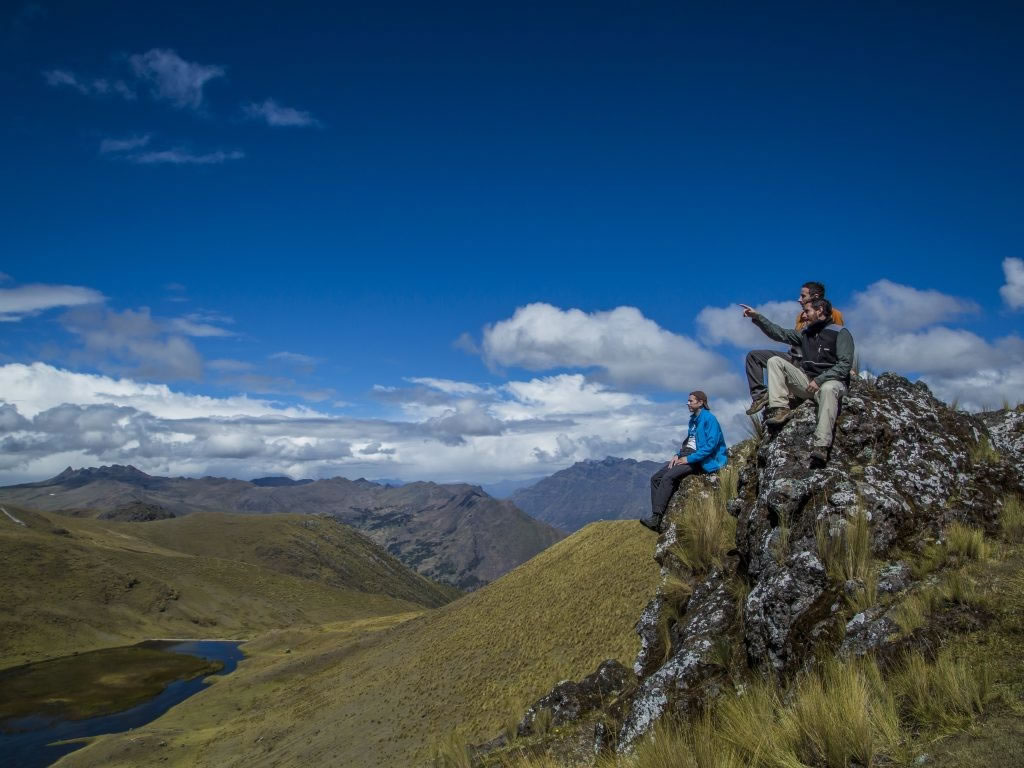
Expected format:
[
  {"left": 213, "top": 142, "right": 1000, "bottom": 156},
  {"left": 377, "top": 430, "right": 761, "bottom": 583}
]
[
  {"left": 802, "top": 281, "right": 826, "bottom": 298},
  {"left": 689, "top": 390, "right": 710, "bottom": 410},
  {"left": 807, "top": 297, "right": 833, "bottom": 320}
]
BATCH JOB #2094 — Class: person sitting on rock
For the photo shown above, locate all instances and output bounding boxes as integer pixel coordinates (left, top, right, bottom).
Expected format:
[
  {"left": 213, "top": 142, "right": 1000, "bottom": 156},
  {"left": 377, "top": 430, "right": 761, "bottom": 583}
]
[
  {"left": 744, "top": 281, "right": 846, "bottom": 417},
  {"left": 640, "top": 390, "right": 728, "bottom": 532},
  {"left": 740, "top": 297, "right": 854, "bottom": 466}
]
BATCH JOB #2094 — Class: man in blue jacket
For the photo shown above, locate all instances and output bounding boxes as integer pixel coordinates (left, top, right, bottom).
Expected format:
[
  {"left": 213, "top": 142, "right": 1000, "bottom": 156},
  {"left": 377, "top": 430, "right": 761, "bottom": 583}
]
[{"left": 641, "top": 390, "right": 728, "bottom": 532}]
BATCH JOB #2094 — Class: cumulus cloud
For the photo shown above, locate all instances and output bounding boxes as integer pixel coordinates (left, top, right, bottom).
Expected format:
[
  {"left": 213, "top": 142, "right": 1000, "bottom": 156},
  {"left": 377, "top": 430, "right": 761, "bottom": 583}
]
[
  {"left": 846, "top": 279, "right": 978, "bottom": 333},
  {"left": 243, "top": 98, "right": 320, "bottom": 127},
  {"left": 130, "top": 148, "right": 245, "bottom": 165},
  {"left": 0, "top": 282, "right": 104, "bottom": 322},
  {"left": 99, "top": 134, "right": 151, "bottom": 154},
  {"left": 695, "top": 300, "right": 798, "bottom": 349},
  {"left": 128, "top": 48, "right": 224, "bottom": 109},
  {"left": 0, "top": 364, "right": 713, "bottom": 486},
  {"left": 482, "top": 303, "right": 741, "bottom": 396},
  {"left": 1001, "top": 258, "right": 1024, "bottom": 310}
]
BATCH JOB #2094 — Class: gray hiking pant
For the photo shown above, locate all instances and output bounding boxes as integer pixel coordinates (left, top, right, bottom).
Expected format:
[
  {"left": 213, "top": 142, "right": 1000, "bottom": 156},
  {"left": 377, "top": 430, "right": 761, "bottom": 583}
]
[
  {"left": 766, "top": 357, "right": 846, "bottom": 448},
  {"left": 746, "top": 349, "right": 783, "bottom": 397}
]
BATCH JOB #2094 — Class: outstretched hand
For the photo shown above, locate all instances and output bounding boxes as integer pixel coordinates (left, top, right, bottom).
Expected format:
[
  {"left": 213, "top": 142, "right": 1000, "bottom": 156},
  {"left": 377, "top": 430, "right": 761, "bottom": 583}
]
[{"left": 739, "top": 304, "right": 758, "bottom": 319}]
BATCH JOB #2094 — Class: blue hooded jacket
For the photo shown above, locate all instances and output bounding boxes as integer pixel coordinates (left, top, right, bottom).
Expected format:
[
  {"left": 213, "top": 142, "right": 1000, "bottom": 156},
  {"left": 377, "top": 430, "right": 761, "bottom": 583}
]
[{"left": 677, "top": 407, "right": 728, "bottom": 472}]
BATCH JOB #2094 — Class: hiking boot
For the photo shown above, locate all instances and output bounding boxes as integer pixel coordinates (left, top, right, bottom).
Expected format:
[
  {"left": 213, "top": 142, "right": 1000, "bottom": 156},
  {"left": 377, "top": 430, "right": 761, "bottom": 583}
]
[
  {"left": 809, "top": 447, "right": 828, "bottom": 467},
  {"left": 639, "top": 515, "right": 663, "bottom": 533},
  {"left": 745, "top": 391, "right": 769, "bottom": 415},
  {"left": 764, "top": 407, "right": 794, "bottom": 427}
]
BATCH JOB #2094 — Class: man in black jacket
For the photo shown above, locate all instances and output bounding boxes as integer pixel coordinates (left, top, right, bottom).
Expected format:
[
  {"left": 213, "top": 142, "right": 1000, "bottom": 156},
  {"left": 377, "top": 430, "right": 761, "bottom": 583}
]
[{"left": 740, "top": 297, "right": 854, "bottom": 465}]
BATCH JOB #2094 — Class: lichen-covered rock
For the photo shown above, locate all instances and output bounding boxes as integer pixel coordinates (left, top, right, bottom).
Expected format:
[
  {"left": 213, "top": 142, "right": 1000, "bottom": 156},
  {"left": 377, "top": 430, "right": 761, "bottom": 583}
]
[
  {"left": 517, "top": 660, "right": 632, "bottom": 736},
  {"left": 839, "top": 605, "right": 899, "bottom": 658},
  {"left": 617, "top": 570, "right": 733, "bottom": 752},
  {"left": 735, "top": 374, "right": 1019, "bottom": 675},
  {"left": 978, "top": 405, "right": 1024, "bottom": 485}
]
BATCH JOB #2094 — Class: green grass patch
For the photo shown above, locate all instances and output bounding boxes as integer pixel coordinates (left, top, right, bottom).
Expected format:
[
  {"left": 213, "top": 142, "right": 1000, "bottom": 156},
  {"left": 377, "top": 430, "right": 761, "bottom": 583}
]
[
  {"left": 893, "top": 650, "right": 992, "bottom": 731},
  {"left": 671, "top": 471, "right": 738, "bottom": 575},
  {"left": 969, "top": 434, "right": 1002, "bottom": 465},
  {"left": 1001, "top": 495, "right": 1024, "bottom": 543}
]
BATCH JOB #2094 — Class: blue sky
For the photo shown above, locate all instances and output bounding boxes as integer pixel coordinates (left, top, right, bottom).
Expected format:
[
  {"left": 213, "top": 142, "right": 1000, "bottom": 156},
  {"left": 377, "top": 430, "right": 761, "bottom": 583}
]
[{"left": 1, "top": 1, "right": 1022, "bottom": 485}]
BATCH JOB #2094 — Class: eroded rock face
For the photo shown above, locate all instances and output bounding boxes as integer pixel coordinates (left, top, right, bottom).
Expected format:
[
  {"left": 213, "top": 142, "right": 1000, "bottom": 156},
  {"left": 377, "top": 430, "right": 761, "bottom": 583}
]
[
  {"left": 617, "top": 569, "right": 732, "bottom": 751},
  {"left": 517, "top": 660, "right": 632, "bottom": 736},
  {"left": 738, "top": 374, "right": 1017, "bottom": 673},
  {"left": 978, "top": 406, "right": 1024, "bottom": 485}
]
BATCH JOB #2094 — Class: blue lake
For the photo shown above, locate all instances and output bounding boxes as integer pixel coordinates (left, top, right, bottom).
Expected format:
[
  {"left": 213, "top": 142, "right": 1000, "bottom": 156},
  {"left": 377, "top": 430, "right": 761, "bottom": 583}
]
[{"left": 0, "top": 640, "right": 244, "bottom": 768}]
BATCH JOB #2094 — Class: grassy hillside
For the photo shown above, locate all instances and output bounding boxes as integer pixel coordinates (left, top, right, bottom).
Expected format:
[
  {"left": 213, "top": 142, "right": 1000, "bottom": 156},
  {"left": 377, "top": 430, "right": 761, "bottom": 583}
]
[
  {"left": 56, "top": 520, "right": 662, "bottom": 768},
  {"left": 0, "top": 507, "right": 454, "bottom": 668}
]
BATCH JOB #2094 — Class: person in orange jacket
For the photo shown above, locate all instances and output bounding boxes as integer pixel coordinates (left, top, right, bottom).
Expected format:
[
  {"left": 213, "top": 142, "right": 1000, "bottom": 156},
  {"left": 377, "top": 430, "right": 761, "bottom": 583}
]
[{"left": 744, "top": 281, "right": 844, "bottom": 416}]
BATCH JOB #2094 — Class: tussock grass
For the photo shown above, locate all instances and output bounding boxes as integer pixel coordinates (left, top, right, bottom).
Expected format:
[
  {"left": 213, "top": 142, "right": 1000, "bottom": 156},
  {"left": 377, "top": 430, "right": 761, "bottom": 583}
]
[
  {"left": 772, "top": 509, "right": 791, "bottom": 565},
  {"left": 817, "top": 509, "right": 875, "bottom": 610},
  {"left": 969, "top": 434, "right": 1002, "bottom": 464},
  {"left": 817, "top": 510, "right": 872, "bottom": 583},
  {"left": 912, "top": 523, "right": 990, "bottom": 579},
  {"left": 671, "top": 473, "right": 738, "bottom": 575},
  {"left": 945, "top": 523, "right": 988, "bottom": 561},
  {"left": 892, "top": 569, "right": 989, "bottom": 635},
  {"left": 593, "top": 653, "right": 987, "bottom": 768},
  {"left": 784, "top": 659, "right": 902, "bottom": 768},
  {"left": 431, "top": 730, "right": 472, "bottom": 768},
  {"left": 662, "top": 574, "right": 694, "bottom": 607},
  {"left": 728, "top": 576, "right": 751, "bottom": 625},
  {"left": 629, "top": 715, "right": 746, "bottom": 768},
  {"left": 893, "top": 651, "right": 992, "bottom": 731},
  {"left": 1000, "top": 494, "right": 1024, "bottom": 543}
]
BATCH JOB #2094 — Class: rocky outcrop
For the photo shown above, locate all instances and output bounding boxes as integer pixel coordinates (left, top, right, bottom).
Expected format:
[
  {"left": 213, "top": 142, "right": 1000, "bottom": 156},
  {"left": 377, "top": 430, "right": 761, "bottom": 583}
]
[
  {"left": 738, "top": 374, "right": 1017, "bottom": 674},
  {"left": 98, "top": 500, "right": 175, "bottom": 522},
  {"left": 475, "top": 374, "right": 1022, "bottom": 763},
  {"left": 978, "top": 405, "right": 1024, "bottom": 486}
]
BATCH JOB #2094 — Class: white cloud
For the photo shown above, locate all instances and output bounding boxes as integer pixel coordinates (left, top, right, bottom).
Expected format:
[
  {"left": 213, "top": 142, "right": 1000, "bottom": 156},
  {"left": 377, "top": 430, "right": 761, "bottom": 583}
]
[
  {"left": 130, "top": 148, "right": 244, "bottom": 166},
  {"left": 0, "top": 364, "right": 705, "bottom": 486},
  {"left": 846, "top": 279, "right": 978, "bottom": 333},
  {"left": 243, "top": 99, "right": 320, "bottom": 127},
  {"left": 0, "top": 283, "right": 104, "bottom": 321},
  {"left": 128, "top": 48, "right": 224, "bottom": 109},
  {"left": 170, "top": 312, "right": 235, "bottom": 337},
  {"left": 99, "top": 134, "right": 151, "bottom": 154},
  {"left": 497, "top": 374, "right": 647, "bottom": 419},
  {"left": 696, "top": 300, "right": 798, "bottom": 348},
  {"left": 0, "top": 363, "right": 314, "bottom": 420},
  {"left": 407, "top": 377, "right": 489, "bottom": 396},
  {"left": 1001, "top": 257, "right": 1024, "bottom": 310},
  {"left": 482, "top": 303, "right": 741, "bottom": 396}
]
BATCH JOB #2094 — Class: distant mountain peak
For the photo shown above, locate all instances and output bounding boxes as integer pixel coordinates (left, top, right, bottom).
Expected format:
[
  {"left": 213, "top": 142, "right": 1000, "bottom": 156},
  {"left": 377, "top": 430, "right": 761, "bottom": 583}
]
[
  {"left": 250, "top": 476, "right": 314, "bottom": 487},
  {"left": 50, "top": 464, "right": 153, "bottom": 484}
]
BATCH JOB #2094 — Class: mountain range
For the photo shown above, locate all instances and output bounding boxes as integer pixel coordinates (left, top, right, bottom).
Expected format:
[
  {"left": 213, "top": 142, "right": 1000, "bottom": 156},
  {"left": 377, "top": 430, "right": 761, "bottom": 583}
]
[
  {"left": 510, "top": 456, "right": 663, "bottom": 531},
  {"left": 0, "top": 466, "right": 564, "bottom": 590}
]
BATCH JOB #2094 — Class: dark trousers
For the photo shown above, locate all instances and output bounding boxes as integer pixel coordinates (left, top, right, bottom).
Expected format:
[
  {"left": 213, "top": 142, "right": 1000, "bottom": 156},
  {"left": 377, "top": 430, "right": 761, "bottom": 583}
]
[
  {"left": 746, "top": 349, "right": 783, "bottom": 397},
  {"left": 649, "top": 450, "right": 702, "bottom": 520}
]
